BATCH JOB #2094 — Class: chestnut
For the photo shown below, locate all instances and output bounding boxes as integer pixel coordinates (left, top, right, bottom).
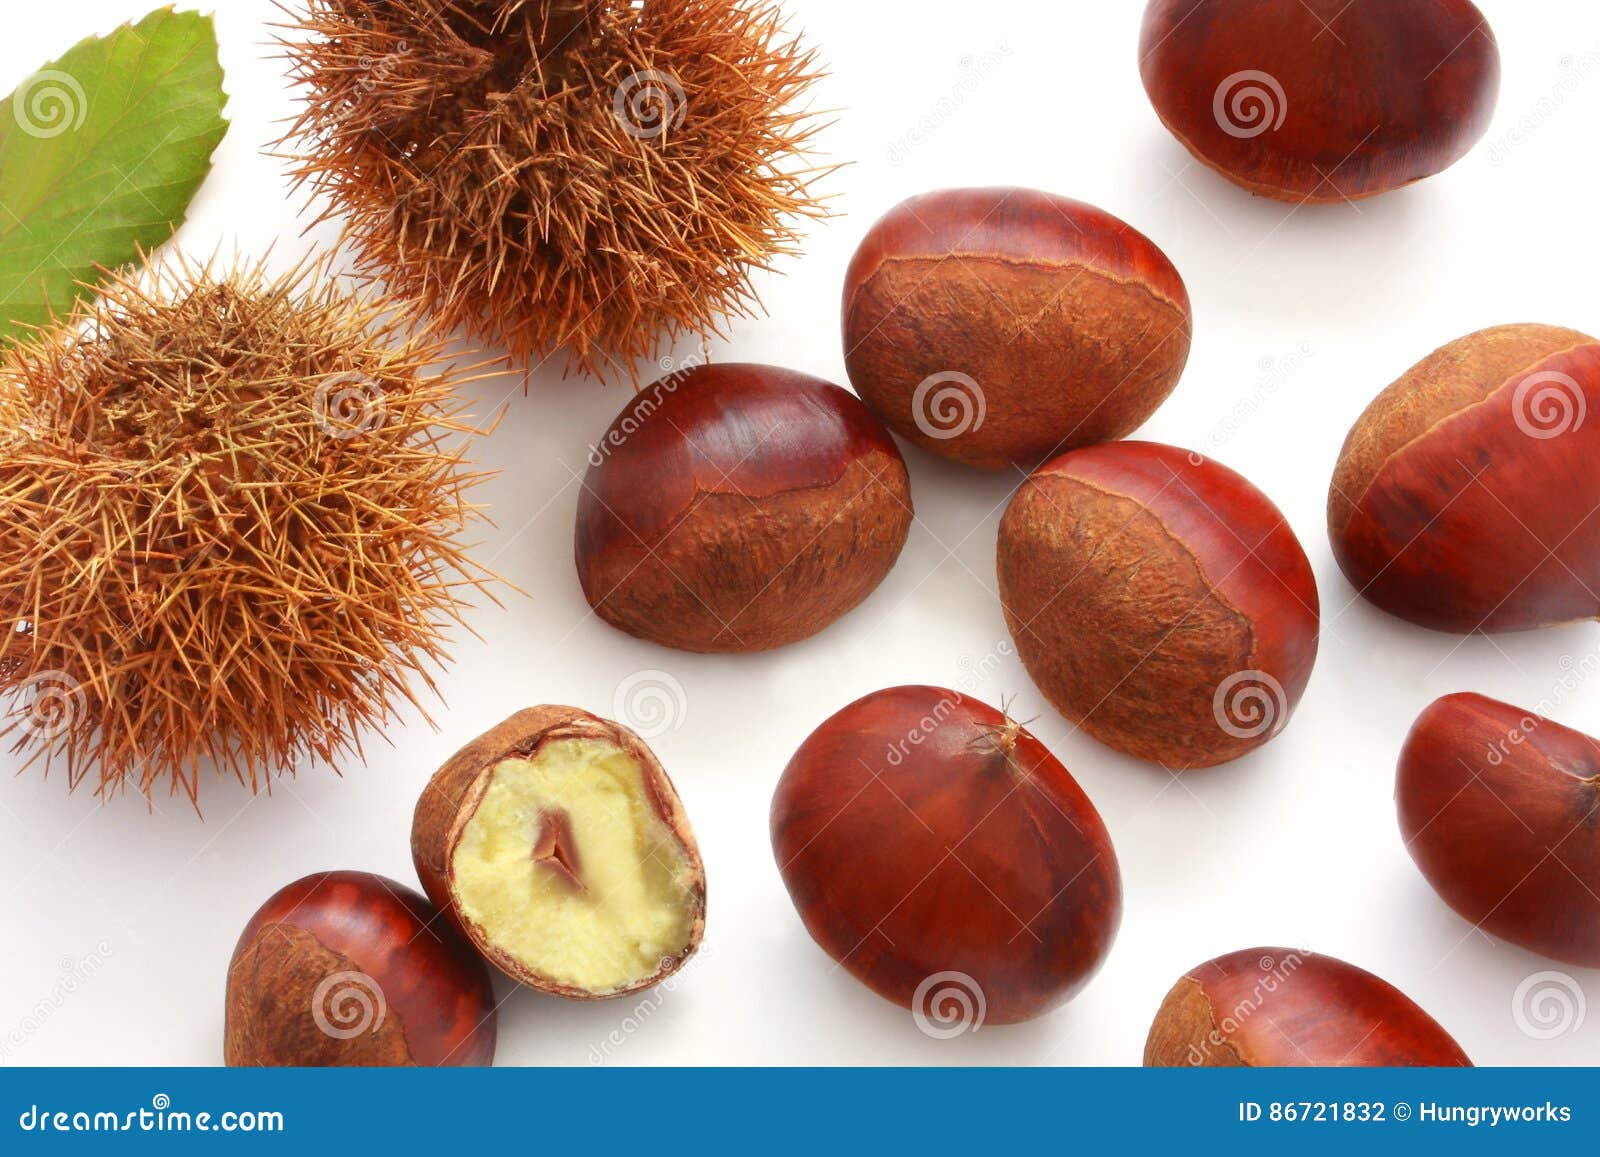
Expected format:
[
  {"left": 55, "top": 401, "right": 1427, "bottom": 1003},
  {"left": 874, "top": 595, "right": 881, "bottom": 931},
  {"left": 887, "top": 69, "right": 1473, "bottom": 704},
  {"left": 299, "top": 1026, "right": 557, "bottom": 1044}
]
[
  {"left": 576, "top": 362, "right": 912, "bottom": 652},
  {"left": 841, "top": 187, "right": 1191, "bottom": 470},
  {"left": 1398, "top": 693, "right": 1600, "bottom": 967},
  {"left": 1139, "top": 0, "right": 1500, "bottom": 202},
  {"left": 413, "top": 706, "right": 706, "bottom": 999},
  {"left": 998, "top": 441, "right": 1319, "bottom": 768},
  {"left": 1145, "top": 948, "right": 1471, "bottom": 1067},
  {"left": 1329, "top": 325, "right": 1600, "bottom": 632},
  {"left": 770, "top": 686, "right": 1121, "bottom": 1025},
  {"left": 224, "top": 871, "right": 495, "bottom": 1066}
]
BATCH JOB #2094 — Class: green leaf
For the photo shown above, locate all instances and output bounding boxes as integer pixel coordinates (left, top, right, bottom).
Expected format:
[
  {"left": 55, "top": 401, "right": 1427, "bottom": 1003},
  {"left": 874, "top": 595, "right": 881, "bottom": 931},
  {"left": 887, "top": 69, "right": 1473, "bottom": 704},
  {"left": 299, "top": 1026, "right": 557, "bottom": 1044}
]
[{"left": 0, "top": 7, "right": 228, "bottom": 346}]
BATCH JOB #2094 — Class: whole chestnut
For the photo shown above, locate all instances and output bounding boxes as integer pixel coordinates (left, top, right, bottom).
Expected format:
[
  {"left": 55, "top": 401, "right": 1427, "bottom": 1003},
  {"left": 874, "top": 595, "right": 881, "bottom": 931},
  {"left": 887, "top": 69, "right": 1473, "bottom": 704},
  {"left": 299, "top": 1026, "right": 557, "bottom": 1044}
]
[
  {"left": 770, "top": 686, "right": 1121, "bottom": 1025},
  {"left": 998, "top": 441, "right": 1319, "bottom": 768},
  {"left": 576, "top": 363, "right": 912, "bottom": 652},
  {"left": 841, "top": 187, "right": 1191, "bottom": 470},
  {"left": 224, "top": 871, "right": 495, "bottom": 1066},
  {"left": 1145, "top": 948, "right": 1471, "bottom": 1067},
  {"left": 413, "top": 706, "right": 706, "bottom": 999},
  {"left": 1139, "top": 0, "right": 1500, "bottom": 202},
  {"left": 1329, "top": 325, "right": 1600, "bottom": 632},
  {"left": 1398, "top": 693, "right": 1600, "bottom": 967}
]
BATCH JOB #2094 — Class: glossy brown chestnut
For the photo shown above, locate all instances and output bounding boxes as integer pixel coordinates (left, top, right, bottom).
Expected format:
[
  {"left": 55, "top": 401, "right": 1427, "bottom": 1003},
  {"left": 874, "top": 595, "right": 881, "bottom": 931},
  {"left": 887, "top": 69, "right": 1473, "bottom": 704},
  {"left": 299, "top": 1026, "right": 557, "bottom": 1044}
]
[
  {"left": 1398, "top": 693, "right": 1600, "bottom": 967},
  {"left": 413, "top": 706, "right": 706, "bottom": 999},
  {"left": 576, "top": 363, "right": 912, "bottom": 652},
  {"left": 1145, "top": 948, "right": 1472, "bottom": 1067},
  {"left": 771, "top": 686, "right": 1121, "bottom": 1025},
  {"left": 998, "top": 441, "right": 1319, "bottom": 768},
  {"left": 224, "top": 871, "right": 495, "bottom": 1067},
  {"left": 841, "top": 187, "right": 1191, "bottom": 470},
  {"left": 1139, "top": 0, "right": 1500, "bottom": 202},
  {"left": 1330, "top": 325, "right": 1600, "bottom": 633}
]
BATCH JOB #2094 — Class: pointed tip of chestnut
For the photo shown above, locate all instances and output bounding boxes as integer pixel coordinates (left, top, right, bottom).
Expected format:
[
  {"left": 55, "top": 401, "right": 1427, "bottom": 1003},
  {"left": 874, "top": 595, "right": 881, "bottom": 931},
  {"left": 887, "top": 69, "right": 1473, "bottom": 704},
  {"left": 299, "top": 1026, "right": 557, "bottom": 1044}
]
[
  {"left": 575, "top": 362, "right": 912, "bottom": 652},
  {"left": 1399, "top": 693, "right": 1600, "bottom": 967},
  {"left": 842, "top": 187, "right": 1191, "bottom": 470},
  {"left": 1139, "top": 0, "right": 1500, "bottom": 202},
  {"left": 1145, "top": 948, "right": 1471, "bottom": 1067},
  {"left": 1330, "top": 325, "right": 1600, "bottom": 633},
  {"left": 771, "top": 686, "right": 1121, "bottom": 1025},
  {"left": 224, "top": 871, "right": 496, "bottom": 1067},
  {"left": 999, "top": 441, "right": 1318, "bottom": 767}
]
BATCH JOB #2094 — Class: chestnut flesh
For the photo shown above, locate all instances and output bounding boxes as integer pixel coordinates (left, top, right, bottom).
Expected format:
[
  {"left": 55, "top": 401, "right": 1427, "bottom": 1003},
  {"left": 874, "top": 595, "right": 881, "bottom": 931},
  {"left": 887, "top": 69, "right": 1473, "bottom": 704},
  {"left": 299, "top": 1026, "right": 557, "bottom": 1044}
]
[
  {"left": 576, "top": 362, "right": 912, "bottom": 652},
  {"left": 1398, "top": 693, "right": 1600, "bottom": 967},
  {"left": 998, "top": 441, "right": 1319, "bottom": 768},
  {"left": 413, "top": 706, "right": 707, "bottom": 999},
  {"left": 224, "top": 870, "right": 496, "bottom": 1067},
  {"left": 842, "top": 187, "right": 1191, "bottom": 470},
  {"left": 1145, "top": 947, "right": 1471, "bottom": 1066},
  {"left": 770, "top": 686, "right": 1121, "bottom": 1025},
  {"left": 1139, "top": 0, "right": 1500, "bottom": 202},
  {"left": 1330, "top": 324, "right": 1600, "bottom": 632}
]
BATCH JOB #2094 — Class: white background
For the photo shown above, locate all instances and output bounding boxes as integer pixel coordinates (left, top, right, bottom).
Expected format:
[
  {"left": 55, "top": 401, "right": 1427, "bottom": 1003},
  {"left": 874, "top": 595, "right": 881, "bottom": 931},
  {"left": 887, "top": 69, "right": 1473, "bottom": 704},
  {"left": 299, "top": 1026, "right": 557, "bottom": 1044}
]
[{"left": 3, "top": 0, "right": 1598, "bottom": 1066}]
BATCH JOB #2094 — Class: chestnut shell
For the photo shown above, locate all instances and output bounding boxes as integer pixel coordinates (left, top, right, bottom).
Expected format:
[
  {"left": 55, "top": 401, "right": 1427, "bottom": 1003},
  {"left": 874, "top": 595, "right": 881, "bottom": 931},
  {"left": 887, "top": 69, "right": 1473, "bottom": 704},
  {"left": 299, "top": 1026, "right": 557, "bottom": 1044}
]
[
  {"left": 1398, "top": 693, "right": 1600, "bottom": 967},
  {"left": 770, "top": 686, "right": 1122, "bottom": 1025},
  {"left": 999, "top": 441, "right": 1319, "bottom": 767},
  {"left": 1145, "top": 947, "right": 1471, "bottom": 1066},
  {"left": 842, "top": 187, "right": 1191, "bottom": 470},
  {"left": 411, "top": 705, "right": 707, "bottom": 999},
  {"left": 1139, "top": 0, "right": 1500, "bottom": 202},
  {"left": 576, "top": 363, "right": 912, "bottom": 652},
  {"left": 224, "top": 870, "right": 496, "bottom": 1067},
  {"left": 1329, "top": 325, "right": 1600, "bottom": 632}
]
